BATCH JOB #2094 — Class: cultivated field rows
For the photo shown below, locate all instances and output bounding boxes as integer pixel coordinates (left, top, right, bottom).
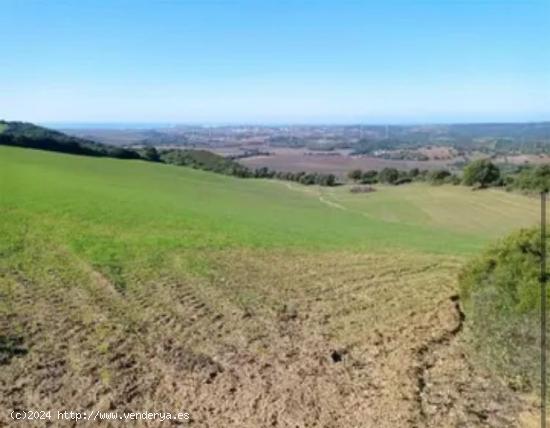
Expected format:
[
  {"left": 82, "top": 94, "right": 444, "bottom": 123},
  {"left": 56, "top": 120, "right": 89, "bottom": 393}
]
[{"left": 0, "top": 248, "right": 534, "bottom": 427}]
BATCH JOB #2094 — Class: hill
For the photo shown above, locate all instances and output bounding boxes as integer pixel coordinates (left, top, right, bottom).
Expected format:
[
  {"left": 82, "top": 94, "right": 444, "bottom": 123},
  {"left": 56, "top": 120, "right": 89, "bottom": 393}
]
[
  {"left": 0, "top": 145, "right": 541, "bottom": 426},
  {"left": 0, "top": 120, "right": 260, "bottom": 179},
  {"left": 1, "top": 145, "right": 533, "bottom": 260},
  {"left": 0, "top": 120, "right": 141, "bottom": 159}
]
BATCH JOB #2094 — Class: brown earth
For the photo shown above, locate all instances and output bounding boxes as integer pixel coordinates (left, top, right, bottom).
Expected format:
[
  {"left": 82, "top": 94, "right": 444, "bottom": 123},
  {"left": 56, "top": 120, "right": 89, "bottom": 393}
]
[
  {"left": 0, "top": 250, "right": 539, "bottom": 427},
  {"left": 239, "top": 151, "right": 453, "bottom": 176}
]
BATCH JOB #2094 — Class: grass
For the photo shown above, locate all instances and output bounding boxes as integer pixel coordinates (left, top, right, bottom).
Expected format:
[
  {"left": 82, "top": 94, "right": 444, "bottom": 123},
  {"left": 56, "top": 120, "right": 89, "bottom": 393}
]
[
  {"left": 0, "top": 144, "right": 541, "bottom": 293},
  {"left": 1, "top": 145, "right": 538, "bottom": 254},
  {"left": 318, "top": 183, "right": 539, "bottom": 238},
  {"left": 0, "top": 145, "right": 540, "bottom": 425}
]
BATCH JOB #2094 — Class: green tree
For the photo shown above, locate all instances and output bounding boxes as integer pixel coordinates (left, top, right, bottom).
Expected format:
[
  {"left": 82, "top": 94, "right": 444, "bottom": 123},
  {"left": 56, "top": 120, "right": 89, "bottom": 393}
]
[
  {"left": 378, "top": 168, "right": 399, "bottom": 184},
  {"left": 361, "top": 170, "right": 378, "bottom": 184},
  {"left": 408, "top": 168, "right": 420, "bottom": 179},
  {"left": 427, "top": 169, "right": 451, "bottom": 184},
  {"left": 513, "top": 165, "right": 550, "bottom": 192},
  {"left": 347, "top": 169, "right": 363, "bottom": 182},
  {"left": 300, "top": 173, "right": 317, "bottom": 185},
  {"left": 141, "top": 146, "right": 161, "bottom": 162},
  {"left": 462, "top": 159, "right": 500, "bottom": 188}
]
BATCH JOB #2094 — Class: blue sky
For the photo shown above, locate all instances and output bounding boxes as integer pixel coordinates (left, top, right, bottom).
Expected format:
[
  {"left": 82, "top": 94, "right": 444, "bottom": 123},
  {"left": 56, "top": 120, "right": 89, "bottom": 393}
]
[{"left": 1, "top": 0, "right": 549, "bottom": 124}]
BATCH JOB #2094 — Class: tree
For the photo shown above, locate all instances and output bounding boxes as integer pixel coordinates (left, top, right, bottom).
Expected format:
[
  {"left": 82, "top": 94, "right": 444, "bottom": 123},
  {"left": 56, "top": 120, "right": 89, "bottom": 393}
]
[
  {"left": 317, "top": 173, "right": 336, "bottom": 186},
  {"left": 378, "top": 168, "right": 399, "bottom": 184},
  {"left": 361, "top": 170, "right": 378, "bottom": 184},
  {"left": 141, "top": 146, "right": 161, "bottom": 162},
  {"left": 513, "top": 165, "right": 550, "bottom": 192},
  {"left": 427, "top": 169, "right": 451, "bottom": 184},
  {"left": 348, "top": 169, "right": 363, "bottom": 182},
  {"left": 299, "top": 173, "right": 317, "bottom": 185},
  {"left": 462, "top": 159, "right": 500, "bottom": 188},
  {"left": 408, "top": 168, "right": 420, "bottom": 179}
]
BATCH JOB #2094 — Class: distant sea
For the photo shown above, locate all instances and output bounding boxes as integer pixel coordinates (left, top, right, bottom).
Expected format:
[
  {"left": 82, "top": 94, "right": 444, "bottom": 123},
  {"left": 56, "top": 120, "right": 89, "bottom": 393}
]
[{"left": 41, "top": 122, "right": 177, "bottom": 130}]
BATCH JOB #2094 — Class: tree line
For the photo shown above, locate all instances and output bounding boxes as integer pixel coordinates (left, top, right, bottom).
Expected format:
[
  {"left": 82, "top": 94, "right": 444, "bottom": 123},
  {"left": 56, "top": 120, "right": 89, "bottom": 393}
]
[
  {"left": 347, "top": 167, "right": 460, "bottom": 186},
  {"left": 345, "top": 160, "right": 550, "bottom": 193},
  {"left": 154, "top": 148, "right": 339, "bottom": 186},
  {"left": 0, "top": 120, "right": 340, "bottom": 187},
  {"left": 4, "top": 121, "right": 549, "bottom": 192}
]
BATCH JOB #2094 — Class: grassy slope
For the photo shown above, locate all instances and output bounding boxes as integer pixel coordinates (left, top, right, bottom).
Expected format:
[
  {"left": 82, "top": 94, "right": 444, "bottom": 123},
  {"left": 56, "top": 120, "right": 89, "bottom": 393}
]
[
  {"left": 1, "top": 145, "right": 541, "bottom": 278},
  {"left": 0, "top": 144, "right": 540, "bottom": 292},
  {"left": 318, "top": 183, "right": 539, "bottom": 238},
  {"left": 0, "top": 146, "right": 539, "bottom": 425}
]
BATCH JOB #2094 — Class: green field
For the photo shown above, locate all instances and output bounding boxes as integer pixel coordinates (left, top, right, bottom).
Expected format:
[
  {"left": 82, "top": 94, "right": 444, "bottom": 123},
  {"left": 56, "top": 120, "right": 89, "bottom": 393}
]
[
  {"left": 0, "top": 145, "right": 540, "bottom": 426},
  {"left": 0, "top": 145, "right": 539, "bottom": 262}
]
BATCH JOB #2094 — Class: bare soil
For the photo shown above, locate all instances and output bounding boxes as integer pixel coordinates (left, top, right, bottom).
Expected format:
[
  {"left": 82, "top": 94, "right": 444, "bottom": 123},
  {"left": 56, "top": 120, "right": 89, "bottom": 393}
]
[
  {"left": 0, "top": 251, "right": 537, "bottom": 427},
  {"left": 239, "top": 150, "right": 453, "bottom": 176}
]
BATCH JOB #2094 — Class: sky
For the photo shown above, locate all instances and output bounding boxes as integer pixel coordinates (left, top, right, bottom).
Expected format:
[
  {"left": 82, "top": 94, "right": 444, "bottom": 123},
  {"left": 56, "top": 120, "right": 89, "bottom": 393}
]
[{"left": 0, "top": 0, "right": 549, "bottom": 124}]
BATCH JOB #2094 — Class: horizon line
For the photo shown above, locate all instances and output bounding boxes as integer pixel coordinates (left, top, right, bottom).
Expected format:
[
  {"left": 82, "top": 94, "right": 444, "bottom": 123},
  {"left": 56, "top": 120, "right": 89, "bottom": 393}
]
[{"left": 38, "top": 119, "right": 550, "bottom": 129}]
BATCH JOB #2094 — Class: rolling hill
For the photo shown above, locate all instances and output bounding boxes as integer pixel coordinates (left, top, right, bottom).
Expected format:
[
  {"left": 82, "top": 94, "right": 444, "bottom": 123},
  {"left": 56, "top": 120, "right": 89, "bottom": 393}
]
[
  {"left": 0, "top": 120, "right": 142, "bottom": 159},
  {"left": 0, "top": 145, "right": 541, "bottom": 426}
]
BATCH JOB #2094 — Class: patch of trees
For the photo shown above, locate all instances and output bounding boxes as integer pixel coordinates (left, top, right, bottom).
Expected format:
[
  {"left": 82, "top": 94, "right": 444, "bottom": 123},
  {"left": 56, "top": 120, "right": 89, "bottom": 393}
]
[
  {"left": 228, "top": 149, "right": 271, "bottom": 160},
  {"left": 506, "top": 164, "right": 550, "bottom": 193},
  {"left": 256, "top": 169, "right": 337, "bottom": 186},
  {"left": 0, "top": 121, "right": 141, "bottom": 160},
  {"left": 160, "top": 149, "right": 339, "bottom": 186},
  {"left": 138, "top": 146, "right": 161, "bottom": 162},
  {"left": 0, "top": 119, "right": 340, "bottom": 188},
  {"left": 347, "top": 167, "right": 459, "bottom": 186},
  {"left": 160, "top": 149, "right": 251, "bottom": 177},
  {"left": 460, "top": 159, "right": 550, "bottom": 193},
  {"left": 375, "top": 150, "right": 429, "bottom": 161}
]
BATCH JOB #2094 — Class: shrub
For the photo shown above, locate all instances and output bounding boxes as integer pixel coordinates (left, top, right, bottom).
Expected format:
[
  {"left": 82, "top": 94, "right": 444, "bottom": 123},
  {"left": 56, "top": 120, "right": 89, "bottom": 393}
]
[
  {"left": 408, "top": 168, "right": 420, "bottom": 179},
  {"left": 378, "top": 168, "right": 399, "bottom": 184},
  {"left": 299, "top": 173, "right": 317, "bottom": 185},
  {"left": 463, "top": 159, "right": 501, "bottom": 188},
  {"left": 427, "top": 169, "right": 451, "bottom": 184},
  {"left": 459, "top": 227, "right": 547, "bottom": 391},
  {"left": 361, "top": 170, "right": 378, "bottom": 184},
  {"left": 512, "top": 165, "right": 550, "bottom": 193},
  {"left": 140, "top": 146, "right": 161, "bottom": 162},
  {"left": 348, "top": 169, "right": 363, "bottom": 182}
]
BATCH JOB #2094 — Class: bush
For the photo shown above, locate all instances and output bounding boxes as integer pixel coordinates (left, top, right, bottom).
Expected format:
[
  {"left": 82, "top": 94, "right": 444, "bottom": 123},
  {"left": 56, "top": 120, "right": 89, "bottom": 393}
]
[
  {"left": 378, "top": 168, "right": 399, "bottom": 184},
  {"left": 140, "top": 146, "right": 161, "bottom": 162},
  {"left": 317, "top": 173, "right": 336, "bottom": 186},
  {"left": 463, "top": 159, "right": 501, "bottom": 188},
  {"left": 348, "top": 169, "right": 363, "bottom": 182},
  {"left": 512, "top": 165, "right": 550, "bottom": 193},
  {"left": 427, "top": 169, "right": 451, "bottom": 184},
  {"left": 361, "top": 170, "right": 378, "bottom": 184},
  {"left": 299, "top": 173, "right": 317, "bottom": 185},
  {"left": 408, "top": 168, "right": 420, "bottom": 179},
  {"left": 459, "top": 227, "right": 547, "bottom": 391}
]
